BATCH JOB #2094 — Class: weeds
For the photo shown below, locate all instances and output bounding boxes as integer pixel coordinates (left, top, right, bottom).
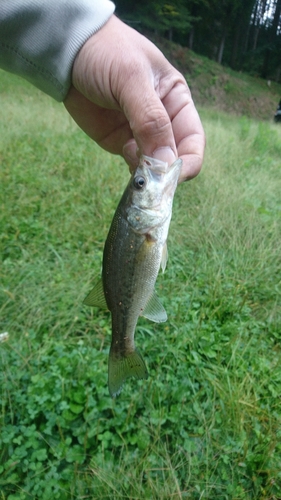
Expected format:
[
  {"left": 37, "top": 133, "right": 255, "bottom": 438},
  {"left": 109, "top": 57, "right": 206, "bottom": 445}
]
[{"left": 1, "top": 71, "right": 281, "bottom": 499}]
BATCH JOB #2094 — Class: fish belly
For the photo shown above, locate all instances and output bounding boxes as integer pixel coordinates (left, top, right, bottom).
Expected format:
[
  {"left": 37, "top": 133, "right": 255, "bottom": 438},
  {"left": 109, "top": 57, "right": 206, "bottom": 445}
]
[{"left": 103, "top": 212, "right": 162, "bottom": 396}]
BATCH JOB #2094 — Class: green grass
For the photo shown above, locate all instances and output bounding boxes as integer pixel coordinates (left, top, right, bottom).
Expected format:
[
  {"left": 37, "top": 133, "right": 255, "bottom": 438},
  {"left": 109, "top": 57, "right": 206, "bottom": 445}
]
[
  {"left": 153, "top": 37, "right": 281, "bottom": 122},
  {"left": 1, "top": 69, "right": 281, "bottom": 499}
]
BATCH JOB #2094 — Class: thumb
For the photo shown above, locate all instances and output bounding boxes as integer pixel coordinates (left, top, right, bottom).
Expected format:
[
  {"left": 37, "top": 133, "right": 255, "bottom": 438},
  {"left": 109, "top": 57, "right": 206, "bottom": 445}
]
[{"left": 119, "top": 76, "right": 178, "bottom": 167}]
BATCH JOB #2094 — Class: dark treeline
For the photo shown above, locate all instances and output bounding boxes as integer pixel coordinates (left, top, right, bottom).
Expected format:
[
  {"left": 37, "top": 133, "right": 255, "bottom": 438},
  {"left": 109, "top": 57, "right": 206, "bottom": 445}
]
[{"left": 115, "top": 0, "right": 281, "bottom": 81}]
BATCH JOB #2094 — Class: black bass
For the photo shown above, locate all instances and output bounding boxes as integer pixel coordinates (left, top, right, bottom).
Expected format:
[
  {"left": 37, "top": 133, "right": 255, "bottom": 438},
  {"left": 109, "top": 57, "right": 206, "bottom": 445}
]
[{"left": 84, "top": 155, "right": 182, "bottom": 397}]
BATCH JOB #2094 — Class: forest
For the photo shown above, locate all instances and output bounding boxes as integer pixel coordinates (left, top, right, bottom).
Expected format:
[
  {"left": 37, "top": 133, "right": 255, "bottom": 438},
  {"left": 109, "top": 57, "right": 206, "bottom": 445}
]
[{"left": 115, "top": 0, "right": 281, "bottom": 82}]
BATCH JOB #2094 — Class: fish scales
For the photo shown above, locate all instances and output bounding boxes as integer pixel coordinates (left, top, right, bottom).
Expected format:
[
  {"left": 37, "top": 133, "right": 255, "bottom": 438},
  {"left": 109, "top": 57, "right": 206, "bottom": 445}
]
[
  {"left": 83, "top": 155, "right": 182, "bottom": 397},
  {"left": 103, "top": 208, "right": 161, "bottom": 351}
]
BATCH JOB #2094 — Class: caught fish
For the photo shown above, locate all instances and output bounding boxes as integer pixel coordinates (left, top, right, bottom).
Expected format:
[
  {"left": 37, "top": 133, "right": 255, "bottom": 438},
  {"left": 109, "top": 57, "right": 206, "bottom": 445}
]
[{"left": 84, "top": 155, "right": 182, "bottom": 397}]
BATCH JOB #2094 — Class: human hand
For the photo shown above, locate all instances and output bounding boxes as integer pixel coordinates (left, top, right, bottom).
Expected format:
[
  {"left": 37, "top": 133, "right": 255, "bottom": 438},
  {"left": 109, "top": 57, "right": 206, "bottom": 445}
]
[{"left": 64, "top": 15, "right": 205, "bottom": 183}]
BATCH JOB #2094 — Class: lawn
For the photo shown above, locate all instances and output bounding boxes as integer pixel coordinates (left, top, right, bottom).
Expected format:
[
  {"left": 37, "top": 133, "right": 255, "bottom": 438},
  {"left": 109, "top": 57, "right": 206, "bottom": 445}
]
[{"left": 1, "top": 69, "right": 281, "bottom": 499}]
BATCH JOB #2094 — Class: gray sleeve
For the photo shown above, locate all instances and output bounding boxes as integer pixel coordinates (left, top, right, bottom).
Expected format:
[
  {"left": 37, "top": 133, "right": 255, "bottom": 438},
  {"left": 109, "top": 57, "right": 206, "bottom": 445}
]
[{"left": 0, "top": 0, "right": 115, "bottom": 101}]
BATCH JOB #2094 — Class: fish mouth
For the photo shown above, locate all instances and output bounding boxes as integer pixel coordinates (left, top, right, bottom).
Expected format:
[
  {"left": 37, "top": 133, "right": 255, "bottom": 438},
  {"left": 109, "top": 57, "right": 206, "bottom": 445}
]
[
  {"left": 140, "top": 155, "right": 171, "bottom": 175},
  {"left": 139, "top": 155, "right": 182, "bottom": 185},
  {"left": 134, "top": 205, "right": 162, "bottom": 214}
]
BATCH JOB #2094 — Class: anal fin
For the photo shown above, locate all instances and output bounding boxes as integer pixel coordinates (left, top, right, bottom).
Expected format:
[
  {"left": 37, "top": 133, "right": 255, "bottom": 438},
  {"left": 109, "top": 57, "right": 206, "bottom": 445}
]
[{"left": 142, "top": 290, "right": 167, "bottom": 323}]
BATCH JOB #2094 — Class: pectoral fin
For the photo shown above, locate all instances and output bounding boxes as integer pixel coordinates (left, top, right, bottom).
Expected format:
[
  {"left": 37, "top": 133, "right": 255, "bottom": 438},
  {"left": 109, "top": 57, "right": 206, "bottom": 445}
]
[
  {"left": 83, "top": 279, "right": 108, "bottom": 309},
  {"left": 142, "top": 290, "right": 167, "bottom": 323},
  {"left": 161, "top": 242, "right": 168, "bottom": 273}
]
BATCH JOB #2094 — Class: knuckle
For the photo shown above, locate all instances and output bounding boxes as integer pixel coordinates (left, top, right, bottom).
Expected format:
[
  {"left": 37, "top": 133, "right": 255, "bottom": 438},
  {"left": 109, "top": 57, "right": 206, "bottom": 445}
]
[{"left": 137, "top": 108, "right": 170, "bottom": 139}]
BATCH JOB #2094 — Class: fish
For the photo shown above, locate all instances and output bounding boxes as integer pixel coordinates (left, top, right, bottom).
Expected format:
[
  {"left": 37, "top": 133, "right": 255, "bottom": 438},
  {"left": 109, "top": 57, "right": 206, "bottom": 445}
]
[{"left": 83, "top": 154, "right": 182, "bottom": 397}]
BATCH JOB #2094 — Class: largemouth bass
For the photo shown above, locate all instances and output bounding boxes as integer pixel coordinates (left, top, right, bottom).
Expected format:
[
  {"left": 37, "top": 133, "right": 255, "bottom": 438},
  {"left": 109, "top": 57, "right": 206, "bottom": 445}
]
[{"left": 84, "top": 155, "right": 182, "bottom": 397}]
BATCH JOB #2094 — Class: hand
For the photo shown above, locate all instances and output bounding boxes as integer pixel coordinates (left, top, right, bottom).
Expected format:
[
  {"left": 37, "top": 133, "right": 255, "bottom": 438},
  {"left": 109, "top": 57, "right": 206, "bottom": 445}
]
[{"left": 64, "top": 15, "right": 205, "bottom": 183}]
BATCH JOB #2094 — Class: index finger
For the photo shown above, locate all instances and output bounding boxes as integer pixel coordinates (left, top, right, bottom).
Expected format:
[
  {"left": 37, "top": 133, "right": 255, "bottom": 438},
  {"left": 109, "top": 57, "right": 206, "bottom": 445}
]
[
  {"left": 162, "top": 80, "right": 205, "bottom": 182},
  {"left": 121, "top": 70, "right": 205, "bottom": 183}
]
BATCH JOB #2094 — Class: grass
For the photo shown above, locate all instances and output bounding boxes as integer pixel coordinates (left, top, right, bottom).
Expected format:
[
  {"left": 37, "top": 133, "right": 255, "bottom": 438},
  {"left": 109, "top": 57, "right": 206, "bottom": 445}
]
[
  {"left": 153, "top": 36, "right": 281, "bottom": 122},
  {"left": 1, "top": 69, "right": 281, "bottom": 499}
]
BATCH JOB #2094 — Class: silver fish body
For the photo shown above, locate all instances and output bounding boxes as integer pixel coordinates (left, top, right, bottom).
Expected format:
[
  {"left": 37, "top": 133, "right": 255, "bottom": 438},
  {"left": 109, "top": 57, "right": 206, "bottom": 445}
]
[{"left": 84, "top": 155, "right": 182, "bottom": 397}]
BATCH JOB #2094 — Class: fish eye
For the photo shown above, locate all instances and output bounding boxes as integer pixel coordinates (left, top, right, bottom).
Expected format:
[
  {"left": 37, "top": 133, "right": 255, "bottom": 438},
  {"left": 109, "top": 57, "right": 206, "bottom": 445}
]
[{"left": 133, "top": 176, "right": 146, "bottom": 190}]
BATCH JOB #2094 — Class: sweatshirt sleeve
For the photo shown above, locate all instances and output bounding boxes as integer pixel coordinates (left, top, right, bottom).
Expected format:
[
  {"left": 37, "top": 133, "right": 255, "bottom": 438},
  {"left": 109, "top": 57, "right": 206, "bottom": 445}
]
[{"left": 0, "top": 0, "right": 115, "bottom": 101}]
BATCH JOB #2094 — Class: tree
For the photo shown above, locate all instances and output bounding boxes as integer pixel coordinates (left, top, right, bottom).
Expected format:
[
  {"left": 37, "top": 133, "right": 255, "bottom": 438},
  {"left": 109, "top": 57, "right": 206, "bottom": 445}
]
[
  {"left": 229, "top": 0, "right": 257, "bottom": 68},
  {"left": 116, "top": 0, "right": 193, "bottom": 41},
  {"left": 261, "top": 0, "right": 281, "bottom": 77},
  {"left": 115, "top": 0, "right": 281, "bottom": 81}
]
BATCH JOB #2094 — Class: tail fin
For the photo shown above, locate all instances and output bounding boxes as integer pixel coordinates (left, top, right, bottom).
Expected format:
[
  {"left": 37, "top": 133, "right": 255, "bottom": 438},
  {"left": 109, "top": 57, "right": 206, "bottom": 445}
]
[{"left": 108, "top": 348, "right": 148, "bottom": 398}]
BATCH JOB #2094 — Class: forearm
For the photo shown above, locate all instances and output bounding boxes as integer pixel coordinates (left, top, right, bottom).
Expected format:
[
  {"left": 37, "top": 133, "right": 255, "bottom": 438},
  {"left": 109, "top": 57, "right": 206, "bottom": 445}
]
[{"left": 0, "top": 0, "right": 115, "bottom": 101}]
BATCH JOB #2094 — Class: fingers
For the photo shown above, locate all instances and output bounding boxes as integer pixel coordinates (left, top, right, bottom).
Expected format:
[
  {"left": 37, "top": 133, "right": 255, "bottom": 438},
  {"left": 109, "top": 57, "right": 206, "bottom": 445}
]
[
  {"left": 64, "top": 86, "right": 133, "bottom": 155},
  {"left": 119, "top": 76, "right": 176, "bottom": 150},
  {"left": 69, "top": 14, "right": 205, "bottom": 182},
  {"left": 123, "top": 140, "right": 176, "bottom": 174},
  {"left": 123, "top": 139, "right": 138, "bottom": 171},
  {"left": 76, "top": 15, "right": 181, "bottom": 166},
  {"left": 163, "top": 82, "right": 205, "bottom": 181},
  {"left": 121, "top": 74, "right": 205, "bottom": 182},
  {"left": 114, "top": 35, "right": 205, "bottom": 181}
]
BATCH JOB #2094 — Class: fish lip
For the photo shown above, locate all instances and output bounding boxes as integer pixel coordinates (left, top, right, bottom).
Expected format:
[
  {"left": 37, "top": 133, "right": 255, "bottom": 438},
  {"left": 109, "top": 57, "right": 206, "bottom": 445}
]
[
  {"left": 131, "top": 204, "right": 161, "bottom": 214},
  {"left": 139, "top": 155, "right": 182, "bottom": 184},
  {"left": 129, "top": 204, "right": 171, "bottom": 222},
  {"left": 140, "top": 155, "right": 169, "bottom": 174}
]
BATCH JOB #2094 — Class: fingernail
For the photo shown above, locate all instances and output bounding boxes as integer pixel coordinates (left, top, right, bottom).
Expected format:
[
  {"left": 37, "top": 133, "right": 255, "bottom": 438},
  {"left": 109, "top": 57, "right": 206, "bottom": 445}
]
[
  {"left": 152, "top": 147, "right": 176, "bottom": 165},
  {"left": 123, "top": 140, "right": 139, "bottom": 171}
]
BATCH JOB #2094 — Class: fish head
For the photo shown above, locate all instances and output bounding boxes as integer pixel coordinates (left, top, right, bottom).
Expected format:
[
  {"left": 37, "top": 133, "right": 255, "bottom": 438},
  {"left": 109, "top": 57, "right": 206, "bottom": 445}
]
[{"left": 126, "top": 155, "right": 182, "bottom": 233}]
